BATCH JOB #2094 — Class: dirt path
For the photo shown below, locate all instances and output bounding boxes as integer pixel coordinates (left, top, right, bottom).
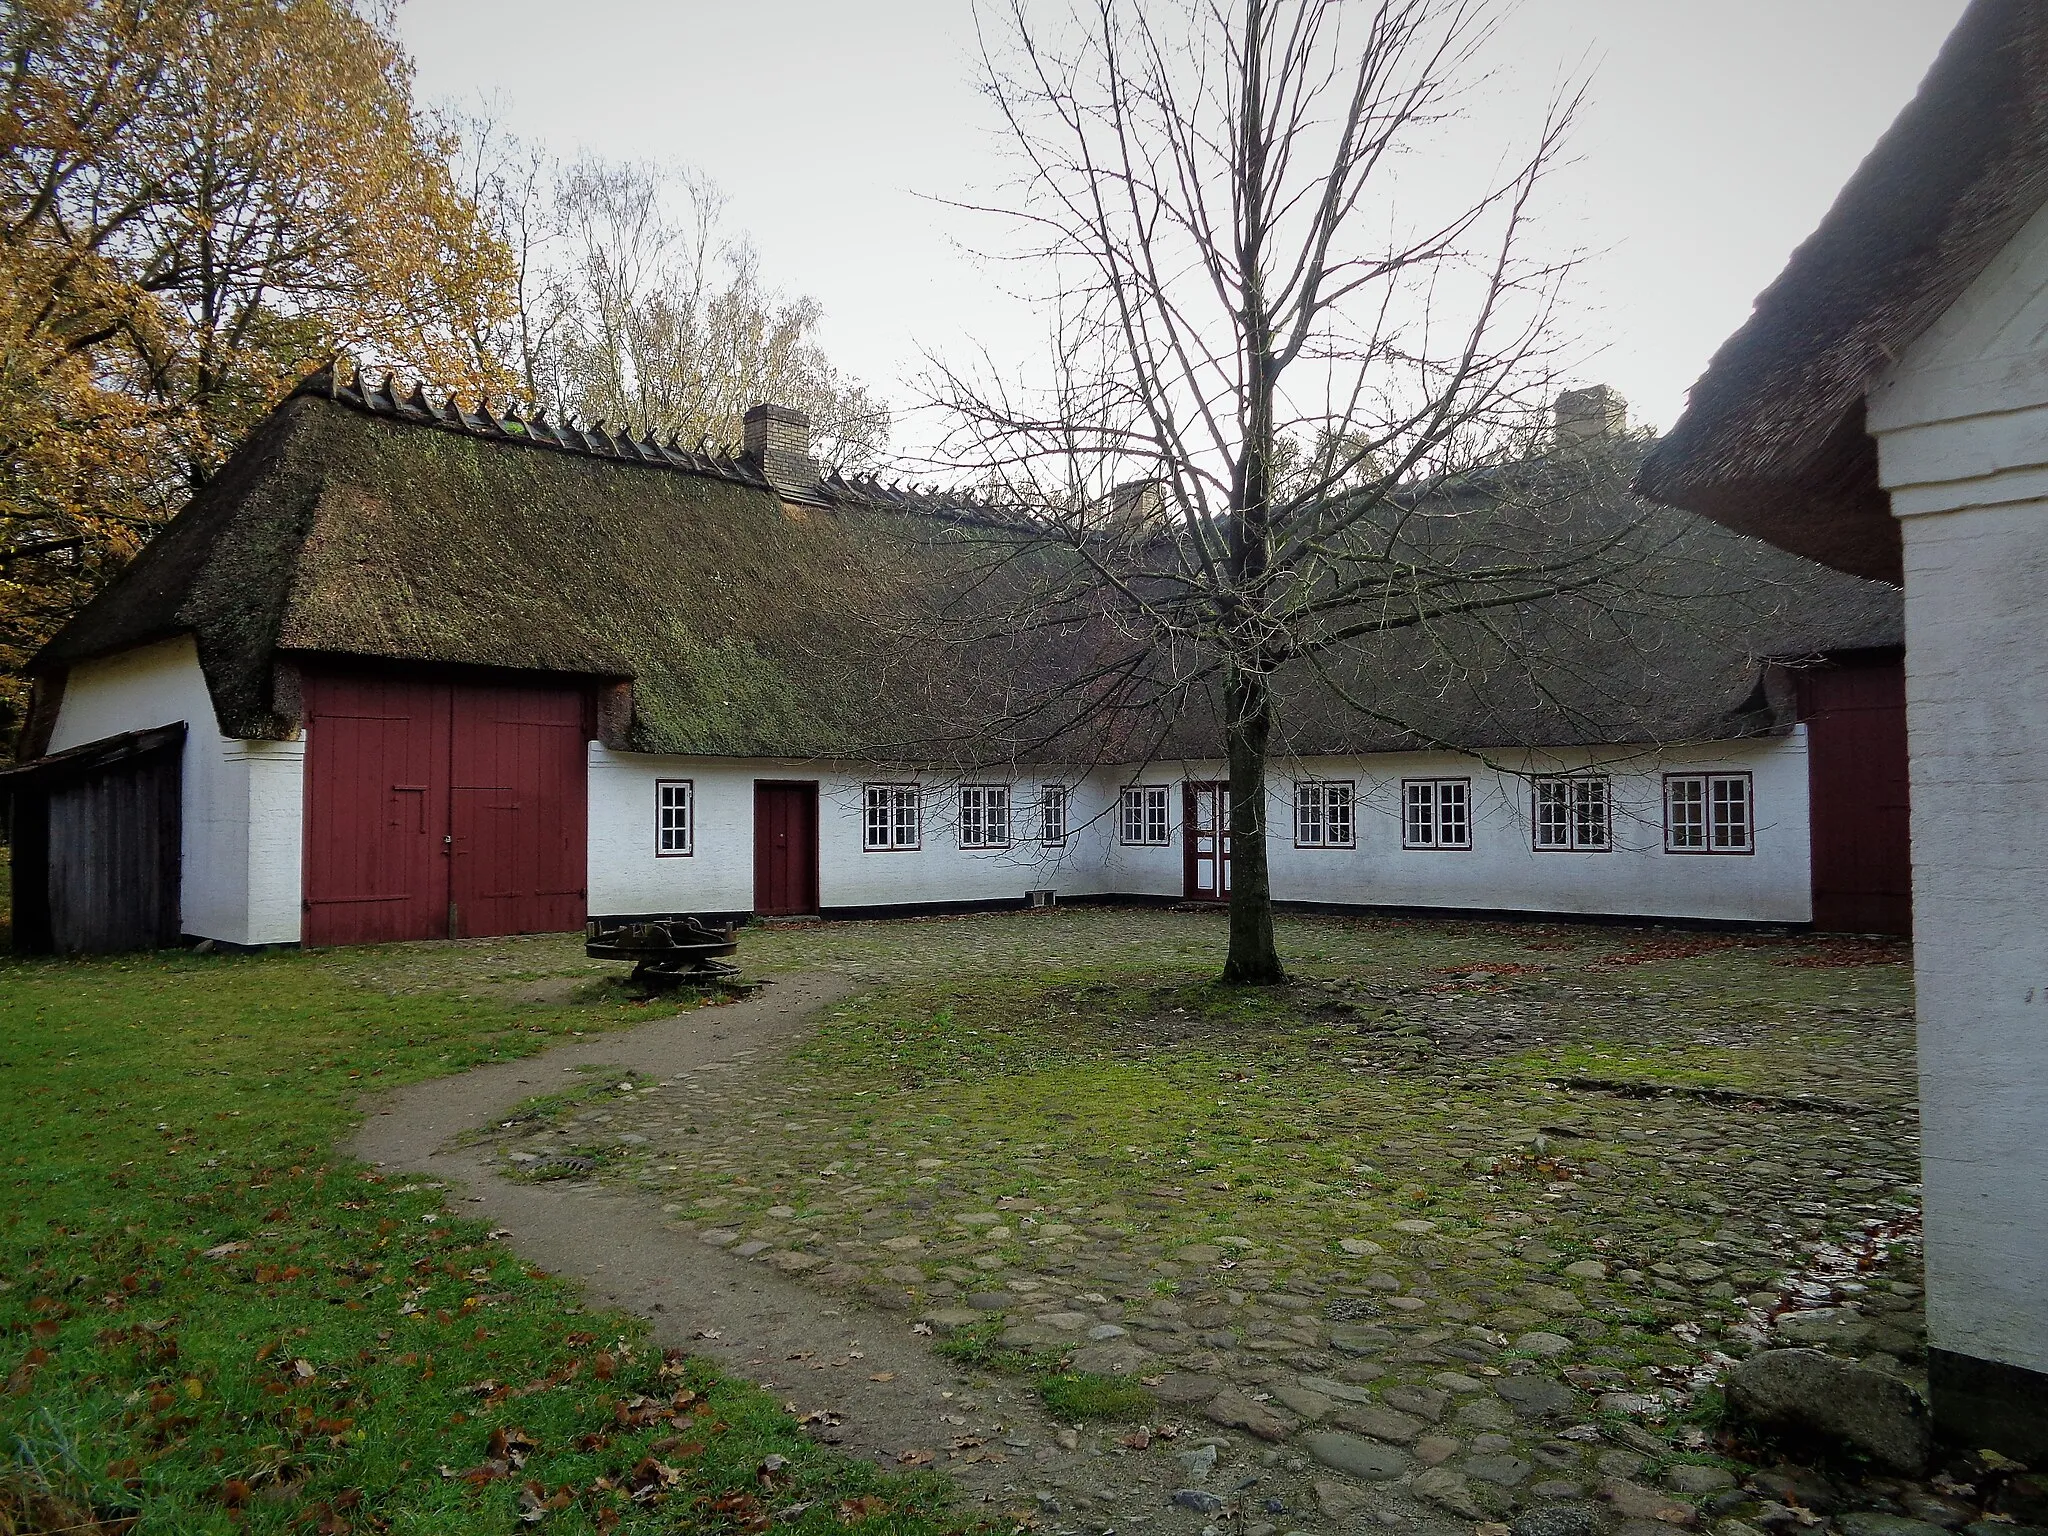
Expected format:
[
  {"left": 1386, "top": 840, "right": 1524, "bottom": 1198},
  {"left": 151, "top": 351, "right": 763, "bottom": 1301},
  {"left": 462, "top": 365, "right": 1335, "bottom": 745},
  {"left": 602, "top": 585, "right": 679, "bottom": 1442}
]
[{"left": 348, "top": 975, "right": 1085, "bottom": 1519}]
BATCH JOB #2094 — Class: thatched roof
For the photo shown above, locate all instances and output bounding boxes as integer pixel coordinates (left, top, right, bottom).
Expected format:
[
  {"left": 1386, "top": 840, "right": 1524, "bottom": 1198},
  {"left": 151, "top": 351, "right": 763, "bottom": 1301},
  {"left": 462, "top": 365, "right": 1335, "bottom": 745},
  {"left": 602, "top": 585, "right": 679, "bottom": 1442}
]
[
  {"left": 1634, "top": 0, "right": 2048, "bottom": 584},
  {"left": 32, "top": 371, "right": 1899, "bottom": 765}
]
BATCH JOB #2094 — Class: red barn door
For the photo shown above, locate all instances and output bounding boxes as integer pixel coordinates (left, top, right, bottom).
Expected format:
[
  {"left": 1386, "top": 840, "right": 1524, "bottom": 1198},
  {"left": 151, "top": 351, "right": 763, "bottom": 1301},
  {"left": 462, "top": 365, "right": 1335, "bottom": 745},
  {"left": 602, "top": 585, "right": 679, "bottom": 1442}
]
[
  {"left": 449, "top": 682, "right": 589, "bottom": 938},
  {"left": 303, "top": 673, "right": 452, "bottom": 946},
  {"left": 1796, "top": 652, "right": 1911, "bottom": 935},
  {"left": 303, "top": 671, "right": 588, "bottom": 945}
]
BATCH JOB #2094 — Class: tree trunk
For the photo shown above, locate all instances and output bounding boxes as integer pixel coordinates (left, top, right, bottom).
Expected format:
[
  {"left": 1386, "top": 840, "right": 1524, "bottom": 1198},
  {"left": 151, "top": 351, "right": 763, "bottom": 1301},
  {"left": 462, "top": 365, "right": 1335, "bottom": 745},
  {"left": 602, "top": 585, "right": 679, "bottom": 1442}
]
[{"left": 1221, "top": 663, "right": 1285, "bottom": 985}]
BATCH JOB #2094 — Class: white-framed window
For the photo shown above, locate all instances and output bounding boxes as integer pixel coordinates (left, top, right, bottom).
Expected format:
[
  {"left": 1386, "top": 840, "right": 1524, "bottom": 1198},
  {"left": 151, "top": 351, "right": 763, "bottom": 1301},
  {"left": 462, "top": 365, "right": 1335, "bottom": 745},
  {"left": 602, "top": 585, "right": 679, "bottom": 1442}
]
[
  {"left": 1294, "top": 780, "right": 1355, "bottom": 848},
  {"left": 656, "top": 779, "right": 694, "bottom": 856},
  {"left": 959, "top": 784, "right": 1011, "bottom": 849},
  {"left": 1403, "top": 778, "right": 1471, "bottom": 849},
  {"left": 1533, "top": 775, "right": 1610, "bottom": 852},
  {"left": 863, "top": 783, "right": 921, "bottom": 851},
  {"left": 1665, "top": 772, "right": 1753, "bottom": 853},
  {"left": 1038, "top": 785, "right": 1068, "bottom": 846},
  {"left": 1120, "top": 784, "right": 1171, "bottom": 845}
]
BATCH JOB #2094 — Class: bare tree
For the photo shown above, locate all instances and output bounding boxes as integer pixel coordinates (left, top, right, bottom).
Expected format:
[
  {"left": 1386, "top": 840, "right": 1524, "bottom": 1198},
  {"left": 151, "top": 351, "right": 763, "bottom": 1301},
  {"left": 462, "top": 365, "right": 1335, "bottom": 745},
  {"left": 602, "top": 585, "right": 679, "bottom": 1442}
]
[
  {"left": 459, "top": 130, "right": 892, "bottom": 467},
  {"left": 924, "top": 0, "right": 1622, "bottom": 983}
]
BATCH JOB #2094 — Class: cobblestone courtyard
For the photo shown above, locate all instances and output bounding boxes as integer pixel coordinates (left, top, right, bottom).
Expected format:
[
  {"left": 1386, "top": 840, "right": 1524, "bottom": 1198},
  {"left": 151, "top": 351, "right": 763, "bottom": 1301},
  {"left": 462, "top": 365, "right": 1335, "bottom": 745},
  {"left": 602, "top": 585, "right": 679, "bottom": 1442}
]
[{"left": 421, "top": 907, "right": 1936, "bottom": 1534}]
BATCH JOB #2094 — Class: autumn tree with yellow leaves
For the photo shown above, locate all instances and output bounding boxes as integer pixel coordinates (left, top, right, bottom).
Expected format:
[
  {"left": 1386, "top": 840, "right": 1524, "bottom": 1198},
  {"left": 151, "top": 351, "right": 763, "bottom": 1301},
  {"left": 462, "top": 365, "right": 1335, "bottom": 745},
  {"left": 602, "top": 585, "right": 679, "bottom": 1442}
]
[{"left": 0, "top": 0, "right": 517, "bottom": 742}]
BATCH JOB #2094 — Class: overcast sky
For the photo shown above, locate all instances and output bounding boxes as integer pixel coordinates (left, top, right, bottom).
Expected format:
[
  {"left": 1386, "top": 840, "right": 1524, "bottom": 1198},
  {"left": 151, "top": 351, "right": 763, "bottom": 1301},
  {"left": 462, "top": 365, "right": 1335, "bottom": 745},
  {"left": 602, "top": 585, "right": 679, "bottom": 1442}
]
[{"left": 397, "top": 0, "right": 1968, "bottom": 452}]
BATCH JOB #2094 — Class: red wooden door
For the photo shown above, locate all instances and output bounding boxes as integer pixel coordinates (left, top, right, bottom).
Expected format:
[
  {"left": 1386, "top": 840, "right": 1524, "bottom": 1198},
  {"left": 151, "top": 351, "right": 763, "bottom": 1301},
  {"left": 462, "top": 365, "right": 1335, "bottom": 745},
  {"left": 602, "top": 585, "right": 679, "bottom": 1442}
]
[
  {"left": 1183, "top": 781, "right": 1231, "bottom": 901},
  {"left": 753, "top": 782, "right": 819, "bottom": 916},
  {"left": 1797, "top": 653, "right": 1911, "bottom": 935},
  {"left": 304, "top": 673, "right": 452, "bottom": 946},
  {"left": 450, "top": 682, "right": 589, "bottom": 939},
  {"left": 304, "top": 671, "right": 588, "bottom": 946}
]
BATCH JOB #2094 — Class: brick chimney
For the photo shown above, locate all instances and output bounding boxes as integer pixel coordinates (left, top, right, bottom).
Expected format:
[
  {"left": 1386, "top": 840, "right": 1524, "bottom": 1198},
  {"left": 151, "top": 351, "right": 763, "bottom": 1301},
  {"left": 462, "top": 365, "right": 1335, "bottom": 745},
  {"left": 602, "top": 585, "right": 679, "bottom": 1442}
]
[
  {"left": 1553, "top": 385, "right": 1628, "bottom": 447},
  {"left": 743, "top": 403, "right": 823, "bottom": 500}
]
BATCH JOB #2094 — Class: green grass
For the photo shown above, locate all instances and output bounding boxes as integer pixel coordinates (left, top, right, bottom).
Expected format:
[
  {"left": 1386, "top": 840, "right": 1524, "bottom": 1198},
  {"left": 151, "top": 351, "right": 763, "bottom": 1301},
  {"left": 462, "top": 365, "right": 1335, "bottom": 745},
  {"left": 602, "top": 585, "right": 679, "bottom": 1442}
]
[
  {"left": 0, "top": 943, "right": 953, "bottom": 1534},
  {"left": 931, "top": 1319, "right": 1153, "bottom": 1424}
]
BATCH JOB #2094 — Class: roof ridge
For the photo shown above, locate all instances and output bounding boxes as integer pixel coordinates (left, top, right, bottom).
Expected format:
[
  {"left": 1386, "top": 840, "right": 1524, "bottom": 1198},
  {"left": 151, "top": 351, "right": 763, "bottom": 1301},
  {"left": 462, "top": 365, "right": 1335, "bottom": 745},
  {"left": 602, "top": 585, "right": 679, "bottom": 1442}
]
[{"left": 293, "top": 360, "right": 773, "bottom": 491}]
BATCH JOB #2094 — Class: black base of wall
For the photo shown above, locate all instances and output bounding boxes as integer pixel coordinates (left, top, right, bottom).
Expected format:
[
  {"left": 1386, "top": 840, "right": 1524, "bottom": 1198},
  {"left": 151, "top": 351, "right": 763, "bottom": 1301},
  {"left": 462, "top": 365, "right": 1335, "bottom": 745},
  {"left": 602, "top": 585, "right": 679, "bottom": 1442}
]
[
  {"left": 182, "top": 934, "right": 300, "bottom": 954},
  {"left": 1930, "top": 1348, "right": 2048, "bottom": 1458}
]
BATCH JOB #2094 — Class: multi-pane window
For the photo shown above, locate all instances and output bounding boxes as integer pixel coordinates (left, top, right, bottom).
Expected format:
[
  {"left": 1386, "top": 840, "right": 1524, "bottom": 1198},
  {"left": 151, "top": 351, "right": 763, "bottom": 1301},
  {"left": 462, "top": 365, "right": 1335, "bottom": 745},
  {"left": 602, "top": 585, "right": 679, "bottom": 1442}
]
[
  {"left": 1665, "top": 772, "right": 1753, "bottom": 853},
  {"left": 1120, "top": 784, "right": 1171, "bottom": 845},
  {"left": 1294, "top": 781, "right": 1355, "bottom": 848},
  {"left": 959, "top": 784, "right": 1011, "bottom": 849},
  {"left": 863, "top": 783, "right": 921, "bottom": 851},
  {"left": 1403, "top": 778, "right": 1471, "bottom": 849},
  {"left": 1533, "top": 775, "right": 1610, "bottom": 851},
  {"left": 1038, "top": 785, "right": 1069, "bottom": 845},
  {"left": 656, "top": 779, "right": 693, "bottom": 856}
]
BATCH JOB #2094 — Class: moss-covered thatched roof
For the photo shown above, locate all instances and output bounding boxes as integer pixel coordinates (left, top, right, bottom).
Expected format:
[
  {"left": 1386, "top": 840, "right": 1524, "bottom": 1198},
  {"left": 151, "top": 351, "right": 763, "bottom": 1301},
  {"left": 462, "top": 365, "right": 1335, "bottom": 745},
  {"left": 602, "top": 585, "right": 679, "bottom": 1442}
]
[
  {"left": 1636, "top": 0, "right": 2048, "bottom": 583},
  {"left": 35, "top": 378, "right": 1011, "bottom": 758},
  {"left": 34, "top": 373, "right": 1901, "bottom": 765}
]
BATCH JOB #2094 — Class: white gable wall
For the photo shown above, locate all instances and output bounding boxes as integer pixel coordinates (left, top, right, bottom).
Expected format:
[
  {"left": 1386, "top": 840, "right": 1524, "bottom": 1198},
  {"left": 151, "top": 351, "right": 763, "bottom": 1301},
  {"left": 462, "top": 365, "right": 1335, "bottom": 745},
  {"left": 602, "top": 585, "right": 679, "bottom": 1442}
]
[
  {"left": 46, "top": 634, "right": 304, "bottom": 947},
  {"left": 1868, "top": 193, "right": 2048, "bottom": 1385}
]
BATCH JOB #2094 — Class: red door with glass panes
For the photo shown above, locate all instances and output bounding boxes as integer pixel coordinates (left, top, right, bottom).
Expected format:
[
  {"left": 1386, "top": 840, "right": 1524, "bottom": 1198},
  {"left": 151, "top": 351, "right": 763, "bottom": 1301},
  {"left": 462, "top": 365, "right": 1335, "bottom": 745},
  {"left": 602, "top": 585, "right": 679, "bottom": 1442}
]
[
  {"left": 303, "top": 670, "right": 588, "bottom": 945},
  {"left": 1183, "top": 781, "right": 1231, "bottom": 901},
  {"left": 753, "top": 781, "right": 820, "bottom": 916}
]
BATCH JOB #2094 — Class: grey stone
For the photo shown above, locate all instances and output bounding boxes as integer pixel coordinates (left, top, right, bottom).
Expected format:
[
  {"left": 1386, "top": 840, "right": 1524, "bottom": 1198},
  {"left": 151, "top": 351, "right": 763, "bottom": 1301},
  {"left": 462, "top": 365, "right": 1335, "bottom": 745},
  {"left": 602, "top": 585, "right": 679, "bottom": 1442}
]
[
  {"left": 1203, "top": 1389, "right": 1297, "bottom": 1442},
  {"left": 1465, "top": 1456, "right": 1535, "bottom": 1488},
  {"left": 1071, "top": 1340, "right": 1155, "bottom": 1376},
  {"left": 1664, "top": 1467, "right": 1737, "bottom": 1496},
  {"left": 1173, "top": 1489, "right": 1225, "bottom": 1514},
  {"left": 1304, "top": 1432, "right": 1411, "bottom": 1482},
  {"left": 732, "top": 1240, "right": 770, "bottom": 1258},
  {"left": 1330, "top": 1403, "right": 1425, "bottom": 1445},
  {"left": 1412, "top": 1467, "right": 1489, "bottom": 1520},
  {"left": 1087, "top": 1323, "right": 1129, "bottom": 1340},
  {"left": 1520, "top": 1332, "right": 1576, "bottom": 1357},
  {"left": 1455, "top": 1396, "right": 1517, "bottom": 1431},
  {"left": 967, "top": 1291, "right": 1012, "bottom": 1310},
  {"left": 1382, "top": 1383, "right": 1449, "bottom": 1421},
  {"left": 1724, "top": 1348, "right": 1933, "bottom": 1475},
  {"left": 1498, "top": 1374, "right": 1578, "bottom": 1419},
  {"left": 1176, "top": 1444, "right": 1218, "bottom": 1483},
  {"left": 1150, "top": 1372, "right": 1225, "bottom": 1405},
  {"left": 1838, "top": 1519, "right": 1950, "bottom": 1536},
  {"left": 1270, "top": 1383, "right": 1332, "bottom": 1421},
  {"left": 1297, "top": 1374, "right": 1376, "bottom": 1404},
  {"left": 1531, "top": 1482, "right": 1589, "bottom": 1503},
  {"left": 1329, "top": 1324, "right": 1393, "bottom": 1356},
  {"left": 1315, "top": 1480, "right": 1371, "bottom": 1518},
  {"left": 1514, "top": 1506, "right": 1606, "bottom": 1536}
]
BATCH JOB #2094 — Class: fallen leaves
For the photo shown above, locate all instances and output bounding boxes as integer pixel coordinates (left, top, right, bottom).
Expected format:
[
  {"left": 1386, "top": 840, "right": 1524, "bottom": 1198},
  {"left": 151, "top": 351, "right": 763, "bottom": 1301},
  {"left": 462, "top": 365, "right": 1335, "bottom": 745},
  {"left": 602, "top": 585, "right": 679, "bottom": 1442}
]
[
  {"left": 895, "top": 1448, "right": 934, "bottom": 1466},
  {"left": 201, "top": 1240, "right": 248, "bottom": 1259}
]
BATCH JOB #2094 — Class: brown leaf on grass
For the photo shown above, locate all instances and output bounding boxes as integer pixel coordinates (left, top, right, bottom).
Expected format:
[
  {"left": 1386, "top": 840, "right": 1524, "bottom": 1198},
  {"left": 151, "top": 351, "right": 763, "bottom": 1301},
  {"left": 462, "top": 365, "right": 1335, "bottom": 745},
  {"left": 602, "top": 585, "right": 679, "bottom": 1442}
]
[
  {"left": 706, "top": 1490, "right": 769, "bottom": 1533},
  {"left": 202, "top": 1241, "right": 249, "bottom": 1259},
  {"left": 1117, "top": 1429, "right": 1151, "bottom": 1450},
  {"left": 838, "top": 1496, "right": 890, "bottom": 1523},
  {"left": 487, "top": 1426, "right": 537, "bottom": 1469},
  {"left": 216, "top": 1479, "right": 252, "bottom": 1508},
  {"left": 756, "top": 1455, "right": 791, "bottom": 1487},
  {"left": 516, "top": 1481, "right": 575, "bottom": 1524},
  {"left": 896, "top": 1448, "right": 935, "bottom": 1467}
]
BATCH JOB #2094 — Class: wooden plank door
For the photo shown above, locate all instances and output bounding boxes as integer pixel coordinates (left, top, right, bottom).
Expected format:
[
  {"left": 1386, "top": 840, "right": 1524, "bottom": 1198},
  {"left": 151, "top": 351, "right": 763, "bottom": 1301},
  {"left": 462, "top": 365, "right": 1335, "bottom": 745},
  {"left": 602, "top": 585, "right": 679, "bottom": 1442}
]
[
  {"left": 450, "top": 681, "right": 588, "bottom": 938},
  {"left": 753, "top": 781, "right": 819, "bottom": 916},
  {"left": 1183, "top": 781, "right": 1231, "bottom": 901},
  {"left": 303, "top": 673, "right": 451, "bottom": 945},
  {"left": 1797, "top": 654, "right": 1912, "bottom": 935},
  {"left": 305, "top": 671, "right": 588, "bottom": 946}
]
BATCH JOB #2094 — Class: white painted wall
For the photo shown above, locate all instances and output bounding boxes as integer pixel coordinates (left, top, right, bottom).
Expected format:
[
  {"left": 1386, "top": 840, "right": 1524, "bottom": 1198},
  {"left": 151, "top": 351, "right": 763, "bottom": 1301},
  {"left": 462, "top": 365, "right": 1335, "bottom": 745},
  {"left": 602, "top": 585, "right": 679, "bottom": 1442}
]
[
  {"left": 588, "top": 742, "right": 1811, "bottom": 923},
  {"left": 47, "top": 635, "right": 304, "bottom": 946},
  {"left": 46, "top": 642, "right": 1816, "bottom": 945},
  {"left": 1870, "top": 194, "right": 2048, "bottom": 1380}
]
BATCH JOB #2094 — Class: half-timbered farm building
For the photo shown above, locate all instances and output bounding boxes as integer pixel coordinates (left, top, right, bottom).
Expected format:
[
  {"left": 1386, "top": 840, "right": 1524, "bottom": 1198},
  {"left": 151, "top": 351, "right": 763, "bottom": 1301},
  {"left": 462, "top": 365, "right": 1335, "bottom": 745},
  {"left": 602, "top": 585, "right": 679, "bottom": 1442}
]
[{"left": 5, "top": 367, "right": 1905, "bottom": 953}]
